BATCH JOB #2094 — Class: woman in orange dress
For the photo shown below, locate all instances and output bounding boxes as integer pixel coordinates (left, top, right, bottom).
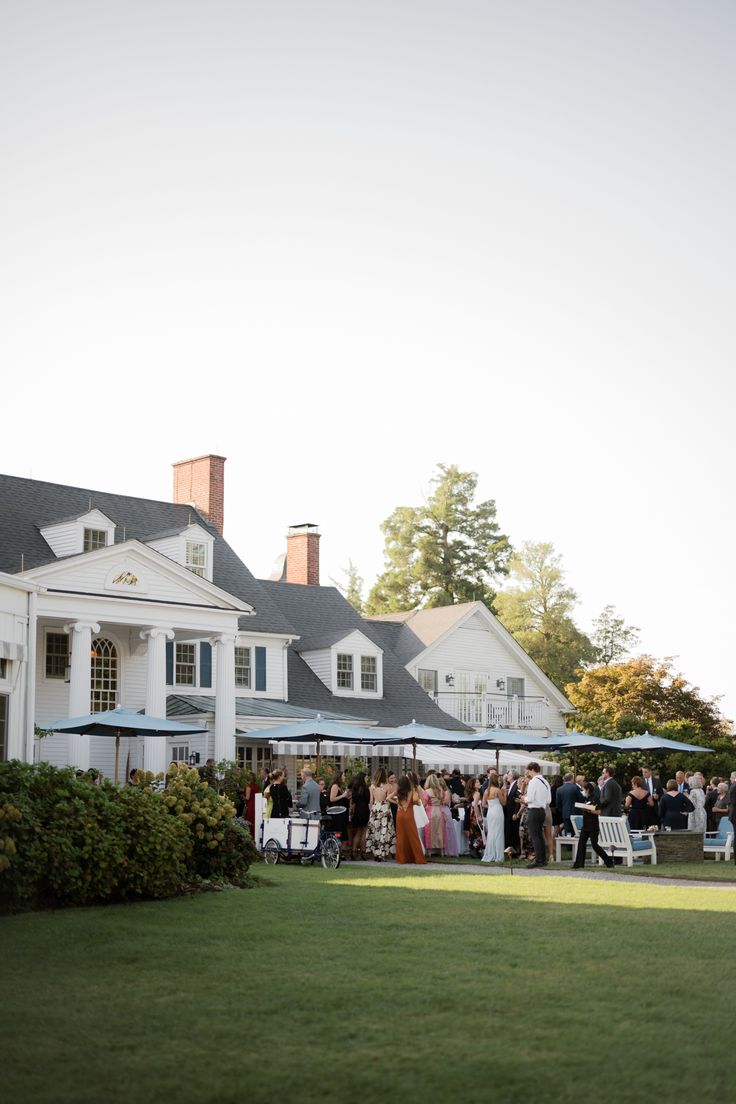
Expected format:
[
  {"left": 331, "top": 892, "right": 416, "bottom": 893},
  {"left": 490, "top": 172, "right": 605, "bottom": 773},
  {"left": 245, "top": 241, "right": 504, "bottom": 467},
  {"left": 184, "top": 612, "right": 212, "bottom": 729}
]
[{"left": 395, "top": 775, "right": 427, "bottom": 865}]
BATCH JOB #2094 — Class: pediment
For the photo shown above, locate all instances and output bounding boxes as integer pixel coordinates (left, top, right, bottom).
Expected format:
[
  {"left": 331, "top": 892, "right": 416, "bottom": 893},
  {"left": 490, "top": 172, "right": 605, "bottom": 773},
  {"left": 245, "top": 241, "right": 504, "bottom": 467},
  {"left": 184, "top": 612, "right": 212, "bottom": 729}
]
[{"left": 21, "top": 540, "right": 252, "bottom": 612}]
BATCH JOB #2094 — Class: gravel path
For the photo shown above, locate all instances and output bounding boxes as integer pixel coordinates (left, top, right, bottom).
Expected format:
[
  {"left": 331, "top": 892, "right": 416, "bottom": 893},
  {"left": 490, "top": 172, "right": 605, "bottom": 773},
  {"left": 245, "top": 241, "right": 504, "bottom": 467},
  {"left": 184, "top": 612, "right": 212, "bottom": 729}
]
[{"left": 353, "top": 859, "right": 736, "bottom": 891}]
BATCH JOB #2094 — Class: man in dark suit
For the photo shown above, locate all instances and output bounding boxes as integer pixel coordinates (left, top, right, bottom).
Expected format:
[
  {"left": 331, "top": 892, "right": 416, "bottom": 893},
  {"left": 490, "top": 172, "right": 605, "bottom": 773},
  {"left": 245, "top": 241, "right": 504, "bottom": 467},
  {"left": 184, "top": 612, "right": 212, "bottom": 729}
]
[
  {"left": 641, "top": 766, "right": 663, "bottom": 826},
  {"left": 555, "top": 772, "right": 580, "bottom": 836},
  {"left": 599, "top": 766, "right": 623, "bottom": 817},
  {"left": 504, "top": 770, "right": 521, "bottom": 854},
  {"left": 675, "top": 771, "right": 690, "bottom": 795}
]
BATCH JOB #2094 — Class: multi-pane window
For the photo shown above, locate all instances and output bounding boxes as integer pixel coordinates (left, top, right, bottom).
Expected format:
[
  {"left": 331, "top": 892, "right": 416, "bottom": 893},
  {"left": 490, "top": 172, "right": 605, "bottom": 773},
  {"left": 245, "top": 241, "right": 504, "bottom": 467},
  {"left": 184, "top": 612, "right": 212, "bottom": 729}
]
[
  {"left": 235, "top": 646, "right": 251, "bottom": 689},
  {"left": 90, "top": 638, "right": 118, "bottom": 712},
  {"left": 185, "top": 541, "right": 207, "bottom": 576},
  {"left": 361, "top": 656, "right": 377, "bottom": 692},
  {"left": 507, "top": 677, "right": 525, "bottom": 698},
  {"left": 418, "top": 668, "right": 438, "bottom": 695},
  {"left": 45, "top": 632, "right": 69, "bottom": 679},
  {"left": 336, "top": 653, "right": 353, "bottom": 689},
  {"left": 0, "top": 695, "right": 6, "bottom": 760},
  {"left": 83, "top": 528, "right": 107, "bottom": 552},
  {"left": 171, "top": 745, "right": 189, "bottom": 763},
  {"left": 175, "top": 643, "right": 196, "bottom": 685}
]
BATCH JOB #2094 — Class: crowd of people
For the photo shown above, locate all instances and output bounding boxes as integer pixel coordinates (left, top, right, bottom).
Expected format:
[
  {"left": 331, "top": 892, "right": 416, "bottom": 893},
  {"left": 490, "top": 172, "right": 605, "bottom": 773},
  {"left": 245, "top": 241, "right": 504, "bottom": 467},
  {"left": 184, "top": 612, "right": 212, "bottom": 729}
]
[{"left": 245, "top": 762, "right": 736, "bottom": 869}]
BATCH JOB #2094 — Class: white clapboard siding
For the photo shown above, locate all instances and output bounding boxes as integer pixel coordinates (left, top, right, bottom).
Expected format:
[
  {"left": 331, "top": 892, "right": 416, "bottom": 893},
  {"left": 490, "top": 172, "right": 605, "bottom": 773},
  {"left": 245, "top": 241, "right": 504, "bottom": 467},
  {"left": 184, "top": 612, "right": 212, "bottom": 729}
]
[{"left": 300, "top": 648, "right": 332, "bottom": 689}]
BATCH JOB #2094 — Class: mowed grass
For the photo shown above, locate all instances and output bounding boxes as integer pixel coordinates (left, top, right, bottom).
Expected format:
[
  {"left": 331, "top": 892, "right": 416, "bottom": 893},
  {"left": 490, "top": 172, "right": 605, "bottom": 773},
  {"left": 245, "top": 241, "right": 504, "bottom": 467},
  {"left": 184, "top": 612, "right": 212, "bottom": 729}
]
[{"left": 2, "top": 865, "right": 736, "bottom": 1104}]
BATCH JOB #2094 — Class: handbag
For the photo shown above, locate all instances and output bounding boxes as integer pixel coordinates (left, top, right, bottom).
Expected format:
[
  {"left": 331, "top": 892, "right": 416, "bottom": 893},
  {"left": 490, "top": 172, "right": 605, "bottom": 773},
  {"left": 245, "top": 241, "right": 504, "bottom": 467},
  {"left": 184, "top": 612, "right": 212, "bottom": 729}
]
[{"left": 413, "top": 801, "right": 429, "bottom": 830}]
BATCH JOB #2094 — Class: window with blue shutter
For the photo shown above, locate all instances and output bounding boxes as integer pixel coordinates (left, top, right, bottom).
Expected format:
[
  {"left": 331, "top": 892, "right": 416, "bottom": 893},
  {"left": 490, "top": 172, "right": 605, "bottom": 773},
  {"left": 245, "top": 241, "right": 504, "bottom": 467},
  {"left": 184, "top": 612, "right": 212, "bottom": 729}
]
[
  {"left": 166, "top": 641, "right": 174, "bottom": 685},
  {"left": 200, "top": 642, "right": 212, "bottom": 688},
  {"left": 255, "top": 646, "right": 266, "bottom": 691}
]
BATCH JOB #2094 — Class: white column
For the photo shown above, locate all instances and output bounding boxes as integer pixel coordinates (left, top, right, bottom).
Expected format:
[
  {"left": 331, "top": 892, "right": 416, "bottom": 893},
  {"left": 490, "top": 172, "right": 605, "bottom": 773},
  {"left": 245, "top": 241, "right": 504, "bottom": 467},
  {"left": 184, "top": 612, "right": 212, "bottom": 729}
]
[
  {"left": 140, "top": 627, "right": 174, "bottom": 776},
  {"left": 213, "top": 633, "right": 236, "bottom": 763},
  {"left": 64, "top": 620, "right": 100, "bottom": 770}
]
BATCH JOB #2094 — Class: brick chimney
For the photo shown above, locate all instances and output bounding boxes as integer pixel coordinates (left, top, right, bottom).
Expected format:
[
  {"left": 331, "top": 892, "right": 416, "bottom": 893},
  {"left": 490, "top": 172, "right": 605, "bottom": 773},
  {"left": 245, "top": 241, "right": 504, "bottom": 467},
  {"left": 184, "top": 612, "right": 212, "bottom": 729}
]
[
  {"left": 286, "top": 524, "right": 320, "bottom": 585},
  {"left": 172, "top": 454, "right": 226, "bottom": 534}
]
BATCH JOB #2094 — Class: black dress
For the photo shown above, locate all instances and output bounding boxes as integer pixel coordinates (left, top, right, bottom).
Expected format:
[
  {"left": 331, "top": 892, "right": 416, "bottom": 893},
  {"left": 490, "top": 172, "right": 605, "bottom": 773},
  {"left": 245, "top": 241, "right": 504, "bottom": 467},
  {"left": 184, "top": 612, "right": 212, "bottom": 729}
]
[
  {"left": 627, "top": 793, "right": 652, "bottom": 830},
  {"left": 350, "top": 785, "right": 371, "bottom": 829},
  {"left": 659, "top": 792, "right": 694, "bottom": 830},
  {"left": 574, "top": 798, "right": 614, "bottom": 868}
]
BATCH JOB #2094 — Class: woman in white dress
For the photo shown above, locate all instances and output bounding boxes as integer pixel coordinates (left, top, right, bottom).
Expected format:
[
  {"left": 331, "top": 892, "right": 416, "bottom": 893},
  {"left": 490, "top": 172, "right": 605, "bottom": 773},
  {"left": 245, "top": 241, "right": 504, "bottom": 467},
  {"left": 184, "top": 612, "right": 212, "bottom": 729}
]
[
  {"left": 481, "top": 770, "right": 507, "bottom": 863},
  {"left": 687, "top": 773, "right": 707, "bottom": 834}
]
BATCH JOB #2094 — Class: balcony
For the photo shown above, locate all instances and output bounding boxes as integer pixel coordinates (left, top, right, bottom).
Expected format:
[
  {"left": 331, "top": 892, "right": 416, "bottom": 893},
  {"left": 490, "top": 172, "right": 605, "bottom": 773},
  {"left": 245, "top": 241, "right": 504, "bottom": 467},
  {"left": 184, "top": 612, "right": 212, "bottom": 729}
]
[{"left": 432, "top": 691, "right": 548, "bottom": 730}]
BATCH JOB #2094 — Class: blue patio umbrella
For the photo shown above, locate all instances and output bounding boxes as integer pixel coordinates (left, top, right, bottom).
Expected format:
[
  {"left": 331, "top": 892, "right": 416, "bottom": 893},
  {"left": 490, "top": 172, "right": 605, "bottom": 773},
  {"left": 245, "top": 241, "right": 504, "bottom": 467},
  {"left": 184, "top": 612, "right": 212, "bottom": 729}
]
[
  {"left": 378, "top": 720, "right": 474, "bottom": 772},
  {"left": 611, "top": 730, "right": 714, "bottom": 754},
  {"left": 547, "top": 730, "right": 623, "bottom": 770},
  {"left": 46, "top": 706, "right": 208, "bottom": 782}
]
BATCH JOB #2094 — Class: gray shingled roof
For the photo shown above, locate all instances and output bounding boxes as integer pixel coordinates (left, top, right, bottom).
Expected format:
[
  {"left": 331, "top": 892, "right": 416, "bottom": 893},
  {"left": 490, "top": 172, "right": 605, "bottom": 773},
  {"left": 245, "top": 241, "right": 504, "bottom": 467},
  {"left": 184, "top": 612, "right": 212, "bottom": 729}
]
[
  {"left": 0, "top": 473, "right": 296, "bottom": 636},
  {"left": 166, "top": 694, "right": 368, "bottom": 723},
  {"left": 258, "top": 580, "right": 470, "bottom": 731}
]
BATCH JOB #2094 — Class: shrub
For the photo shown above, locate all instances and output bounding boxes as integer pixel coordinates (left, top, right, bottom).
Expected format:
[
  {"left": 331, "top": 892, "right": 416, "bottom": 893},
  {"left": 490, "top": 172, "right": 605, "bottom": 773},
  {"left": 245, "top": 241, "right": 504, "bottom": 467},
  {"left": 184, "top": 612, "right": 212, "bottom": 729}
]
[
  {"left": 160, "top": 764, "right": 256, "bottom": 881},
  {"left": 113, "top": 785, "right": 190, "bottom": 900}
]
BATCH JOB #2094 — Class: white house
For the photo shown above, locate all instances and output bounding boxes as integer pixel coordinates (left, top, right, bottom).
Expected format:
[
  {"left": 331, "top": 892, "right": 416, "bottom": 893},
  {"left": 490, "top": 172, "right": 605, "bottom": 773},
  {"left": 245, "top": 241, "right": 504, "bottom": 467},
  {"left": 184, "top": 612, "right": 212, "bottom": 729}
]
[{"left": 367, "top": 602, "right": 575, "bottom": 737}]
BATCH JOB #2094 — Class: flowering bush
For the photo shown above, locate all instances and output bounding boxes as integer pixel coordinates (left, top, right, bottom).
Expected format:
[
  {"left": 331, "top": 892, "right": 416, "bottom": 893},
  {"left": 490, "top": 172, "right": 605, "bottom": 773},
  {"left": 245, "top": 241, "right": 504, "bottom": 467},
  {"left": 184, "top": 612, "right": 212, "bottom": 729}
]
[{"left": 0, "top": 760, "right": 255, "bottom": 912}]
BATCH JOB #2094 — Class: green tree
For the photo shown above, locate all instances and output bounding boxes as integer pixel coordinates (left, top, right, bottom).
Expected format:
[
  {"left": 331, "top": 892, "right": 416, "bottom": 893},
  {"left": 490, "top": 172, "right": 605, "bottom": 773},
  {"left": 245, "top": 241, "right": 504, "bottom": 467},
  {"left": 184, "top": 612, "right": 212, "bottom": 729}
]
[
  {"left": 495, "top": 541, "right": 595, "bottom": 690},
  {"left": 365, "top": 463, "right": 512, "bottom": 614},
  {"left": 330, "top": 560, "right": 365, "bottom": 613},
  {"left": 566, "top": 655, "right": 728, "bottom": 741},
  {"left": 565, "top": 655, "right": 734, "bottom": 776},
  {"left": 590, "top": 605, "right": 640, "bottom": 665}
]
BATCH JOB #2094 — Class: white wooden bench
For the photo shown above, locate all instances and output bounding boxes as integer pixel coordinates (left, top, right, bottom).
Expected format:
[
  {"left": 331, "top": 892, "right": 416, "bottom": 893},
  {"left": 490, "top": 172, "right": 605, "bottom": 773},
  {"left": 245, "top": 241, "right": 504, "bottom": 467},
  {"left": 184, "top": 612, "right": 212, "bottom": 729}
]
[
  {"left": 704, "top": 817, "right": 734, "bottom": 861},
  {"left": 598, "top": 816, "right": 657, "bottom": 866}
]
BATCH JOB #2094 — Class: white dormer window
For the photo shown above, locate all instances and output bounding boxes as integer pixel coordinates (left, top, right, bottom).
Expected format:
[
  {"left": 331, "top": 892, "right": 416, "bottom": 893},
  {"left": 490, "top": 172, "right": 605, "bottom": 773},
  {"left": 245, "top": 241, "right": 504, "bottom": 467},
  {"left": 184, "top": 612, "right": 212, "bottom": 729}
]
[
  {"left": 40, "top": 508, "right": 116, "bottom": 559},
  {"left": 83, "top": 528, "right": 108, "bottom": 552},
  {"left": 361, "top": 656, "right": 378, "bottom": 693},
  {"left": 185, "top": 541, "right": 207, "bottom": 577},
  {"left": 336, "top": 653, "right": 353, "bottom": 689}
]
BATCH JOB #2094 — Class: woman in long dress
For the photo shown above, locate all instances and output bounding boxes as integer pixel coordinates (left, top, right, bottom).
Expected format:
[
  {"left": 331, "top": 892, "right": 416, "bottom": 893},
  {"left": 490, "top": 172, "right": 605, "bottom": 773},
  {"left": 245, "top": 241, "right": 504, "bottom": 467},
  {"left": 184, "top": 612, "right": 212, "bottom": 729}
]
[
  {"left": 422, "top": 773, "right": 446, "bottom": 856},
  {"left": 481, "top": 770, "right": 507, "bottom": 863},
  {"left": 625, "top": 776, "right": 655, "bottom": 830},
  {"left": 365, "top": 768, "right": 396, "bottom": 862},
  {"left": 687, "top": 773, "right": 707, "bottom": 834},
  {"left": 464, "top": 776, "right": 485, "bottom": 858},
  {"left": 395, "top": 775, "right": 426, "bottom": 865},
  {"left": 439, "top": 776, "right": 459, "bottom": 857},
  {"left": 328, "top": 770, "right": 351, "bottom": 858}
]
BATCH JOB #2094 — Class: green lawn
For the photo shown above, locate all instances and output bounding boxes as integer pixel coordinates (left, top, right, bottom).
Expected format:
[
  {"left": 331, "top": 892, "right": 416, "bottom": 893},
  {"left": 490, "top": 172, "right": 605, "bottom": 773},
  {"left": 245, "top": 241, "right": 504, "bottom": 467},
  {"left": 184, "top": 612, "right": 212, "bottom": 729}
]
[
  {"left": 428, "top": 855, "right": 736, "bottom": 881},
  {"left": 3, "top": 865, "right": 736, "bottom": 1104}
]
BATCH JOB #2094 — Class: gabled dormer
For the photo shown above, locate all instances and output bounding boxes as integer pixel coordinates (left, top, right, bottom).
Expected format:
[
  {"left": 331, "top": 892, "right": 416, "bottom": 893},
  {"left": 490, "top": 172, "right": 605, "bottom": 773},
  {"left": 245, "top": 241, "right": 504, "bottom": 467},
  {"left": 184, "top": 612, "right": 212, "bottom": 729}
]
[
  {"left": 298, "top": 628, "right": 383, "bottom": 698},
  {"left": 146, "top": 522, "right": 215, "bottom": 582},
  {"left": 39, "top": 508, "right": 116, "bottom": 559}
]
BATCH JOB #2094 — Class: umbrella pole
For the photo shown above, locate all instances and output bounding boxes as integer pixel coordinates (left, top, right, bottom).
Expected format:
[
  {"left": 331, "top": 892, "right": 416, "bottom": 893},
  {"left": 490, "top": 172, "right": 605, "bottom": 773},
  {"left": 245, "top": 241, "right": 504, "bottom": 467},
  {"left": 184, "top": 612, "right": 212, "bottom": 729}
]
[
  {"left": 412, "top": 738, "right": 417, "bottom": 776},
  {"left": 495, "top": 749, "right": 499, "bottom": 774},
  {"left": 316, "top": 738, "right": 321, "bottom": 775},
  {"left": 115, "top": 734, "right": 120, "bottom": 785}
]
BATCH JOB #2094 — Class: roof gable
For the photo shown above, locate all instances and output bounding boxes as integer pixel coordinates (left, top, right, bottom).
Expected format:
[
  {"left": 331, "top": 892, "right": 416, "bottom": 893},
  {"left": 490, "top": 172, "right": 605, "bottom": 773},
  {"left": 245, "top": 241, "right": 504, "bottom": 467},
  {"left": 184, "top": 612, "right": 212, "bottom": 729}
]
[{"left": 21, "top": 540, "right": 254, "bottom": 611}]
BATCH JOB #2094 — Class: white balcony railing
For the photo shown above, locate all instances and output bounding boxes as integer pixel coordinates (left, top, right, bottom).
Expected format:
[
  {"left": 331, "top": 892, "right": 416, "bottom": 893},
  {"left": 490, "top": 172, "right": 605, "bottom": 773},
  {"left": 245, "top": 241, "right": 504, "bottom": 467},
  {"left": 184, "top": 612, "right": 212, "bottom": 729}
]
[{"left": 432, "top": 692, "right": 547, "bottom": 730}]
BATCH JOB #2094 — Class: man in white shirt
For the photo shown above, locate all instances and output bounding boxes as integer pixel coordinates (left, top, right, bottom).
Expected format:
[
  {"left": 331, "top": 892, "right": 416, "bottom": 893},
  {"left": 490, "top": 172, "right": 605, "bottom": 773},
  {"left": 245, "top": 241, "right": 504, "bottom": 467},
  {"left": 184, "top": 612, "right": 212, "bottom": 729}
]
[{"left": 524, "top": 762, "right": 551, "bottom": 868}]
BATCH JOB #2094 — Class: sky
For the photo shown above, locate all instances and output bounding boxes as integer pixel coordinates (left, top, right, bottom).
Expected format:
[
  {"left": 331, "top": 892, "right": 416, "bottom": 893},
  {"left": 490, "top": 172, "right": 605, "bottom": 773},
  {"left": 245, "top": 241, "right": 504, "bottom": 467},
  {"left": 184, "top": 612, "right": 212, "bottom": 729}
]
[{"left": 2, "top": 1, "right": 734, "bottom": 722}]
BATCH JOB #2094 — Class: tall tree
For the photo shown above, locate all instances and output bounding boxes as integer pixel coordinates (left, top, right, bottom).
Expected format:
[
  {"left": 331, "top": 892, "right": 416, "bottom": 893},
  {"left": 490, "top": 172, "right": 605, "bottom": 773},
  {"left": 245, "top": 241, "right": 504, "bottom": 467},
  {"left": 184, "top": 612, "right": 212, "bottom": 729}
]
[
  {"left": 590, "top": 605, "right": 640, "bottom": 666},
  {"left": 330, "top": 560, "right": 365, "bottom": 614},
  {"left": 494, "top": 541, "right": 595, "bottom": 690},
  {"left": 365, "top": 464, "right": 512, "bottom": 614}
]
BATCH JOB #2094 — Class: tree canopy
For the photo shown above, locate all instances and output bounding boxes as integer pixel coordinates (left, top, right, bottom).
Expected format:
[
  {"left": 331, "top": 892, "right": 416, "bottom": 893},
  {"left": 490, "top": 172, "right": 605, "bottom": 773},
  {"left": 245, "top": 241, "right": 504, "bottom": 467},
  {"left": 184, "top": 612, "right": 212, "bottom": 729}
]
[
  {"left": 494, "top": 541, "right": 595, "bottom": 690},
  {"left": 566, "top": 654, "right": 729, "bottom": 744},
  {"left": 330, "top": 560, "right": 365, "bottom": 614},
  {"left": 365, "top": 464, "right": 512, "bottom": 614},
  {"left": 590, "top": 605, "right": 640, "bottom": 666}
]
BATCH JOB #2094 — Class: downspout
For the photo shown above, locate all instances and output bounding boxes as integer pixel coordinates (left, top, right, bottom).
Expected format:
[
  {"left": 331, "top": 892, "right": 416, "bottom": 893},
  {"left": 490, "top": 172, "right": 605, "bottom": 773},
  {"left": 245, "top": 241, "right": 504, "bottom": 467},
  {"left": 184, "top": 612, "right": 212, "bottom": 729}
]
[{"left": 25, "top": 589, "right": 37, "bottom": 763}]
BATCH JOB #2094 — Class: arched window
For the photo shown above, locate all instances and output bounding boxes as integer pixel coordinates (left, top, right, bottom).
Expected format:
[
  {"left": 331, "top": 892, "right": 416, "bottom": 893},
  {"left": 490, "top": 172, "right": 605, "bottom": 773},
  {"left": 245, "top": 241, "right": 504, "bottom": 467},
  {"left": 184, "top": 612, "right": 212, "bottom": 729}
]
[{"left": 90, "top": 638, "right": 118, "bottom": 713}]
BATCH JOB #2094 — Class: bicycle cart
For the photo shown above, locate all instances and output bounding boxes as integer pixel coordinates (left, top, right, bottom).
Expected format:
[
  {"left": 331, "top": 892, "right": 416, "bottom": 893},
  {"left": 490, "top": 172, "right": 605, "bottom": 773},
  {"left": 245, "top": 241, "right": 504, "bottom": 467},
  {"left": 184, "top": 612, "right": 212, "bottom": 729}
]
[{"left": 261, "top": 807, "right": 343, "bottom": 869}]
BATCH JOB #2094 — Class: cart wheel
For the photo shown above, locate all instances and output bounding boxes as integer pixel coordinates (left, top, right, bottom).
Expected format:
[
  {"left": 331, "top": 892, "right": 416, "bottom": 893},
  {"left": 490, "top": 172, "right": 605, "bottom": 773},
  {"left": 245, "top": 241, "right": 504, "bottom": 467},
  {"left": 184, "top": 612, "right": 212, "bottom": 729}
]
[
  {"left": 263, "top": 839, "right": 280, "bottom": 865},
  {"left": 321, "top": 836, "right": 341, "bottom": 870}
]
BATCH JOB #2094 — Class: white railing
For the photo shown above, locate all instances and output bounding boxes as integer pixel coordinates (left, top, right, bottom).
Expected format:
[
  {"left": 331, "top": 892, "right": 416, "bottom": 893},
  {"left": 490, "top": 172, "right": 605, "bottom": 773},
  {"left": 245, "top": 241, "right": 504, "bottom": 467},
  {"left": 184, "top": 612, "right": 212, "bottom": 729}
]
[{"left": 433, "top": 692, "right": 547, "bottom": 730}]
